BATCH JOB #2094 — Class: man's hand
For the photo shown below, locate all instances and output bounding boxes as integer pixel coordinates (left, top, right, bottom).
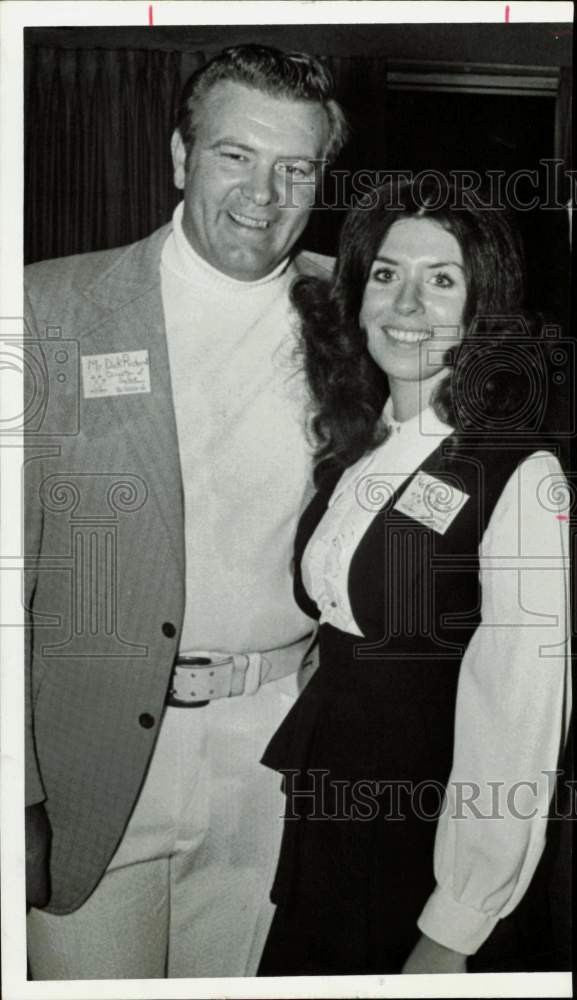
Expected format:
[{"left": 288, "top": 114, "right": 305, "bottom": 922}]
[
  {"left": 25, "top": 803, "right": 52, "bottom": 911},
  {"left": 402, "top": 933, "right": 467, "bottom": 974}
]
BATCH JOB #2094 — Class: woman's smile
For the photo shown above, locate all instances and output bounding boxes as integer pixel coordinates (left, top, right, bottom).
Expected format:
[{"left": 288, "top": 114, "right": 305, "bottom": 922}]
[{"left": 381, "top": 326, "right": 432, "bottom": 344}]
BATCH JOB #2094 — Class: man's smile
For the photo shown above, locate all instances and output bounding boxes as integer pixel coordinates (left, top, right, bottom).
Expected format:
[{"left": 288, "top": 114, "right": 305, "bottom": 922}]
[{"left": 228, "top": 210, "right": 271, "bottom": 230}]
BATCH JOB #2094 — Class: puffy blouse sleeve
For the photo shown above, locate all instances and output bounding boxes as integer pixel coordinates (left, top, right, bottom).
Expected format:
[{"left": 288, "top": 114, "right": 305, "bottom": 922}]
[{"left": 417, "top": 451, "right": 571, "bottom": 954}]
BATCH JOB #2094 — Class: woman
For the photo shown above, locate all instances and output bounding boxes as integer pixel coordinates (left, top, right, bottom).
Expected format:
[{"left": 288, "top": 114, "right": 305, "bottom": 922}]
[{"left": 258, "top": 179, "right": 570, "bottom": 976}]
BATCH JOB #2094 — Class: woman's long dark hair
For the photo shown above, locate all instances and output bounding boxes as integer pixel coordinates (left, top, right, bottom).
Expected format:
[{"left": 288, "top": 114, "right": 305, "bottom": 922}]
[{"left": 294, "top": 176, "right": 549, "bottom": 482}]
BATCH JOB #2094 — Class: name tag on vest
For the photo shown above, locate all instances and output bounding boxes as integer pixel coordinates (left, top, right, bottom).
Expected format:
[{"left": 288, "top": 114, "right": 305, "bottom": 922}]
[
  {"left": 394, "top": 471, "right": 469, "bottom": 535},
  {"left": 81, "top": 350, "right": 151, "bottom": 398}
]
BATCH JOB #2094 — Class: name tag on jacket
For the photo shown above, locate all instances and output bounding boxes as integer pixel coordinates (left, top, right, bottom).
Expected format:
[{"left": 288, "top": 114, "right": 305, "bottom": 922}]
[
  {"left": 81, "top": 350, "right": 151, "bottom": 398},
  {"left": 394, "top": 471, "right": 469, "bottom": 535}
]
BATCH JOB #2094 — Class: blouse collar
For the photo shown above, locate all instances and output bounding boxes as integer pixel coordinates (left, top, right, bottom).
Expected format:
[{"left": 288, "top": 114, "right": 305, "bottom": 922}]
[{"left": 328, "top": 399, "right": 454, "bottom": 507}]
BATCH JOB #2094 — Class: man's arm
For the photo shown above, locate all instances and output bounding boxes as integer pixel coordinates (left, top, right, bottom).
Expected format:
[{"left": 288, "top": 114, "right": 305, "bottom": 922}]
[{"left": 23, "top": 284, "right": 52, "bottom": 910}]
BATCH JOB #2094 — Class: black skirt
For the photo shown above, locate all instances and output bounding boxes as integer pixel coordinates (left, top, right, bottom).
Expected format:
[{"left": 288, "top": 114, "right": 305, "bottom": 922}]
[{"left": 259, "top": 623, "right": 456, "bottom": 975}]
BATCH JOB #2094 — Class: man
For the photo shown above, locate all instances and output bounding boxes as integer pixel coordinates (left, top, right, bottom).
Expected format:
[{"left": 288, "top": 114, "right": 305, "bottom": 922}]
[{"left": 24, "top": 44, "right": 347, "bottom": 979}]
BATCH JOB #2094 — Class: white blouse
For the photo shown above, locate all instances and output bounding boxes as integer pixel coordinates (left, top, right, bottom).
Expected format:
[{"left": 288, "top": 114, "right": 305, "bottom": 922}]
[{"left": 302, "top": 399, "right": 571, "bottom": 955}]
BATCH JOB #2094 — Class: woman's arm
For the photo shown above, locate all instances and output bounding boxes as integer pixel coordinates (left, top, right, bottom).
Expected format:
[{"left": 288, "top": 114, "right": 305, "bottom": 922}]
[
  {"left": 412, "top": 451, "right": 570, "bottom": 961},
  {"left": 402, "top": 934, "right": 467, "bottom": 974}
]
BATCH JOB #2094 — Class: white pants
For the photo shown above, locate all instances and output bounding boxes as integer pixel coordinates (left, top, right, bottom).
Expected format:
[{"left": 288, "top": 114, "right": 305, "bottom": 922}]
[{"left": 27, "top": 673, "right": 298, "bottom": 980}]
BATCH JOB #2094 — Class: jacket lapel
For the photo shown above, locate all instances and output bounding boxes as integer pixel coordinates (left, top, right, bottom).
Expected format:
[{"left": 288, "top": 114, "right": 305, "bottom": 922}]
[{"left": 79, "top": 225, "right": 185, "bottom": 572}]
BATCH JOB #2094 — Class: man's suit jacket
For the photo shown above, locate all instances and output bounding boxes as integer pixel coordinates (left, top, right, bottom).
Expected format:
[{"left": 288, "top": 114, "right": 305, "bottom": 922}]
[{"left": 24, "top": 223, "right": 333, "bottom": 913}]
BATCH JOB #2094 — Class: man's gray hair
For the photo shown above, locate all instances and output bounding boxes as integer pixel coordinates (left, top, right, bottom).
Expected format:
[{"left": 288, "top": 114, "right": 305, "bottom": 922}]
[{"left": 176, "top": 43, "right": 348, "bottom": 163}]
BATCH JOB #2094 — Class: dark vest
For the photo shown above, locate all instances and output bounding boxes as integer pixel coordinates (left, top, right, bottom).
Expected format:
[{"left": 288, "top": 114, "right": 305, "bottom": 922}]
[
  {"left": 278, "top": 437, "right": 550, "bottom": 783},
  {"left": 296, "top": 437, "right": 545, "bottom": 654}
]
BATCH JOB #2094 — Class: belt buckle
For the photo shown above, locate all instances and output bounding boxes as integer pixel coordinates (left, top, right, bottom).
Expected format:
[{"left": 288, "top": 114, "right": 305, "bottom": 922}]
[{"left": 168, "top": 653, "right": 234, "bottom": 707}]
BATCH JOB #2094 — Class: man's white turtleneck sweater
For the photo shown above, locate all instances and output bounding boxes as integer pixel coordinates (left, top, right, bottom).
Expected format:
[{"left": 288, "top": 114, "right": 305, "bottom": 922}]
[{"left": 160, "top": 201, "right": 313, "bottom": 653}]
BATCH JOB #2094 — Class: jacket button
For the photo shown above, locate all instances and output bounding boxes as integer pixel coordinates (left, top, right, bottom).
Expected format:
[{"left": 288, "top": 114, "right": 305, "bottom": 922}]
[
  {"left": 139, "top": 713, "right": 155, "bottom": 729},
  {"left": 162, "top": 622, "right": 176, "bottom": 638}
]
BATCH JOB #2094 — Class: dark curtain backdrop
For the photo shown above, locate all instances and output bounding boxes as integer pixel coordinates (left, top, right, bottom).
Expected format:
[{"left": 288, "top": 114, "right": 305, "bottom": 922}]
[
  {"left": 24, "top": 46, "right": 390, "bottom": 264},
  {"left": 25, "top": 47, "right": 206, "bottom": 262}
]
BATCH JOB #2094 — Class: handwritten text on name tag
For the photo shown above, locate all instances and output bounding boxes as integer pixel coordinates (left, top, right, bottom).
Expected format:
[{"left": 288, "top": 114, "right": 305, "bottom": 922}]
[{"left": 81, "top": 350, "right": 151, "bottom": 398}]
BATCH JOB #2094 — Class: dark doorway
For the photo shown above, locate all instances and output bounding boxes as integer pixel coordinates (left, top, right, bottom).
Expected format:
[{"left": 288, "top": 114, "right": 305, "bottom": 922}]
[{"left": 307, "top": 86, "right": 568, "bottom": 328}]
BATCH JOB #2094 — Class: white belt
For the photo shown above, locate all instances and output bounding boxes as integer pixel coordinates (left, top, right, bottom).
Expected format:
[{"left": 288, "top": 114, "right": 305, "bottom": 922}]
[{"left": 166, "top": 630, "right": 318, "bottom": 707}]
